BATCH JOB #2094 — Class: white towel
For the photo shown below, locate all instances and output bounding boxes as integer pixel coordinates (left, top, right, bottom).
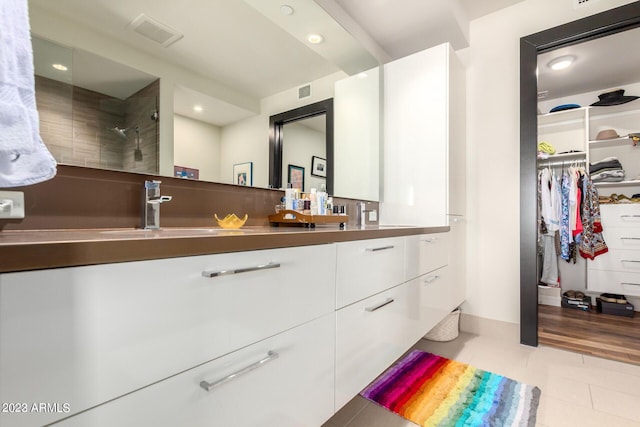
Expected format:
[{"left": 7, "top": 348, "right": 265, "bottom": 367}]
[
  {"left": 0, "top": 139, "right": 56, "bottom": 187},
  {"left": 0, "top": 0, "right": 56, "bottom": 187}
]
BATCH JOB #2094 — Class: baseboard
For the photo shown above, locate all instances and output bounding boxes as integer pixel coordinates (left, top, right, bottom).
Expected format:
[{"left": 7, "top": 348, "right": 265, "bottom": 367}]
[{"left": 459, "top": 313, "right": 520, "bottom": 343}]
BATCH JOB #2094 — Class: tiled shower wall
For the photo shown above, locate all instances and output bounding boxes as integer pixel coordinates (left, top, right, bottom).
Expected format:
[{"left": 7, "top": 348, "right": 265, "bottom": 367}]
[
  {"left": 123, "top": 80, "right": 159, "bottom": 174},
  {"left": 35, "top": 76, "right": 158, "bottom": 174}
]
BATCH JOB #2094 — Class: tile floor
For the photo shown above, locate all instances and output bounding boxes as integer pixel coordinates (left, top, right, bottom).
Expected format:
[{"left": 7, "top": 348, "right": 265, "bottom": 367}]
[{"left": 322, "top": 331, "right": 640, "bottom": 427}]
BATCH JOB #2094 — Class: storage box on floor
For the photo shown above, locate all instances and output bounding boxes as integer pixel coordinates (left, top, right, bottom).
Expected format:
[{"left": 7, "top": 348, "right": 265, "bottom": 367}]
[
  {"left": 561, "top": 294, "right": 591, "bottom": 311},
  {"left": 596, "top": 293, "right": 635, "bottom": 318}
]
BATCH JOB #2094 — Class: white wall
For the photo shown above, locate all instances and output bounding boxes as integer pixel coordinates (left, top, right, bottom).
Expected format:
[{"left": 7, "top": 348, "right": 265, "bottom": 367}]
[
  {"left": 464, "top": 0, "right": 636, "bottom": 325},
  {"left": 220, "top": 115, "right": 268, "bottom": 187},
  {"left": 281, "top": 122, "right": 327, "bottom": 192},
  {"left": 173, "top": 115, "right": 221, "bottom": 182}
]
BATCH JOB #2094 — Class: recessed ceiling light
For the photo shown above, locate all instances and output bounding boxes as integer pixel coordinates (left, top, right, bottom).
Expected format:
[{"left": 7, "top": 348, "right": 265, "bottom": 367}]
[
  {"left": 280, "top": 5, "right": 294, "bottom": 16},
  {"left": 52, "top": 64, "right": 68, "bottom": 71},
  {"left": 193, "top": 105, "right": 203, "bottom": 112},
  {"left": 547, "top": 55, "right": 576, "bottom": 71},
  {"left": 357, "top": 72, "right": 368, "bottom": 79},
  {"left": 307, "top": 34, "right": 324, "bottom": 44}
]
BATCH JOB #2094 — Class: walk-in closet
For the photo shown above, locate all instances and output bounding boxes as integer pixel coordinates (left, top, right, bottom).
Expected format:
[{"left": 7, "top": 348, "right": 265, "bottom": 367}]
[{"left": 535, "top": 26, "right": 640, "bottom": 365}]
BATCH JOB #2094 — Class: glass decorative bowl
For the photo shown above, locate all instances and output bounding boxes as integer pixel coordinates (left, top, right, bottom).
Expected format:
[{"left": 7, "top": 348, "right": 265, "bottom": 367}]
[{"left": 214, "top": 213, "right": 248, "bottom": 229}]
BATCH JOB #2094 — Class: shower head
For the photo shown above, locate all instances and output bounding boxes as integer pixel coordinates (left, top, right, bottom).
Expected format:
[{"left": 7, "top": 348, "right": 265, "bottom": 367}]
[{"left": 111, "top": 126, "right": 128, "bottom": 139}]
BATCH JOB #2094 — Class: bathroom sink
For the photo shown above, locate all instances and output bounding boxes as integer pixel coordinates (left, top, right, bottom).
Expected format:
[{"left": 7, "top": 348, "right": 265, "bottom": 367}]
[{"left": 100, "top": 227, "right": 248, "bottom": 238}]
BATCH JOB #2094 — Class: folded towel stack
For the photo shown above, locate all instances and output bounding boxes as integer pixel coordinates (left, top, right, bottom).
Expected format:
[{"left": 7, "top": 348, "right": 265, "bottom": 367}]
[
  {"left": 0, "top": 0, "right": 56, "bottom": 187},
  {"left": 590, "top": 157, "right": 625, "bottom": 182}
]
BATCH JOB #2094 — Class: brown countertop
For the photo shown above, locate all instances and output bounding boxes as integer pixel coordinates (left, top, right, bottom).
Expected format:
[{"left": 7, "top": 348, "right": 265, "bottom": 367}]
[{"left": 0, "top": 225, "right": 449, "bottom": 273}]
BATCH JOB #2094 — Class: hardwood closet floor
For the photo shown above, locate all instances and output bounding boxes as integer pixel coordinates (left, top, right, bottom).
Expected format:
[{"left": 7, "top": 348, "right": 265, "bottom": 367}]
[{"left": 538, "top": 304, "right": 640, "bottom": 365}]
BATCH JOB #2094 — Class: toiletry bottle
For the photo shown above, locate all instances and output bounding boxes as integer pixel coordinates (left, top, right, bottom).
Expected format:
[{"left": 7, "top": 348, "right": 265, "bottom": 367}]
[
  {"left": 285, "top": 183, "right": 294, "bottom": 211},
  {"left": 316, "top": 184, "right": 324, "bottom": 215},
  {"left": 317, "top": 191, "right": 326, "bottom": 215},
  {"left": 310, "top": 188, "right": 318, "bottom": 215}
]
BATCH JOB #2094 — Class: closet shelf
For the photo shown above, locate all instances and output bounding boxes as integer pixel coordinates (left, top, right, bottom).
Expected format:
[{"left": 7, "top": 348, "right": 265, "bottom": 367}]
[
  {"left": 589, "top": 101, "right": 640, "bottom": 119},
  {"left": 593, "top": 179, "right": 640, "bottom": 187},
  {"left": 538, "top": 107, "right": 587, "bottom": 127},
  {"left": 537, "top": 152, "right": 585, "bottom": 161},
  {"left": 588, "top": 136, "right": 634, "bottom": 147}
]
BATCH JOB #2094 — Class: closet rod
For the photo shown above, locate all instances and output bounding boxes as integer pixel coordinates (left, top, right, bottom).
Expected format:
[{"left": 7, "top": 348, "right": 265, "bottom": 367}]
[{"left": 537, "top": 159, "right": 586, "bottom": 168}]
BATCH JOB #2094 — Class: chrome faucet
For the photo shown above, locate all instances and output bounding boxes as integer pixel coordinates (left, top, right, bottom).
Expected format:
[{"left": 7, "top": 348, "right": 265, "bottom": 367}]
[
  {"left": 143, "top": 180, "right": 172, "bottom": 229},
  {"left": 356, "top": 201, "right": 376, "bottom": 228}
]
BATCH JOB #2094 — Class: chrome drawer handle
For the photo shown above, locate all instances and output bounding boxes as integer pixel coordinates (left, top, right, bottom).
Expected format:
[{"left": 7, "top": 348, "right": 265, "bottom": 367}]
[
  {"left": 202, "top": 262, "right": 280, "bottom": 278},
  {"left": 621, "top": 260, "right": 640, "bottom": 263},
  {"left": 366, "top": 245, "right": 395, "bottom": 252},
  {"left": 424, "top": 275, "right": 440, "bottom": 284},
  {"left": 199, "top": 351, "right": 279, "bottom": 392},
  {"left": 421, "top": 237, "right": 440, "bottom": 243},
  {"left": 365, "top": 298, "right": 394, "bottom": 312},
  {"left": 621, "top": 282, "right": 640, "bottom": 287},
  {"left": 621, "top": 237, "right": 640, "bottom": 240},
  {"left": 620, "top": 215, "right": 640, "bottom": 219}
]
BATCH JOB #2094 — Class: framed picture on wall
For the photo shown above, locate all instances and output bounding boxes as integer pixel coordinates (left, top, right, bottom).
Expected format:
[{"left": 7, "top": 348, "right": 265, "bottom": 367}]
[
  {"left": 174, "top": 165, "right": 199, "bottom": 180},
  {"left": 233, "top": 162, "right": 253, "bottom": 186},
  {"left": 311, "top": 156, "right": 326, "bottom": 178},
  {"left": 288, "top": 164, "right": 305, "bottom": 190}
]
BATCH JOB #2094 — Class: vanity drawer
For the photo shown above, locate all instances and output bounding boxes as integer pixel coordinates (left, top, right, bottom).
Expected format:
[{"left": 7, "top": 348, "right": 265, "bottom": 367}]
[
  {"left": 335, "top": 280, "right": 422, "bottom": 410},
  {"left": 601, "top": 227, "right": 640, "bottom": 250},
  {"left": 600, "top": 204, "right": 640, "bottom": 227},
  {"left": 405, "top": 232, "right": 449, "bottom": 281},
  {"left": 418, "top": 266, "right": 455, "bottom": 333},
  {"left": 0, "top": 244, "right": 336, "bottom": 427},
  {"left": 587, "top": 269, "right": 640, "bottom": 296},
  {"left": 55, "top": 314, "right": 335, "bottom": 427},
  {"left": 336, "top": 237, "right": 405, "bottom": 308},
  {"left": 588, "top": 249, "right": 640, "bottom": 273}
]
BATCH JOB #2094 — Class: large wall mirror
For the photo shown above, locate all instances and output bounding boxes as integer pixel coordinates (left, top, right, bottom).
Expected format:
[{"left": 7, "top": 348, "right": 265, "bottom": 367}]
[
  {"left": 28, "top": 0, "right": 381, "bottom": 201},
  {"left": 32, "top": 36, "right": 160, "bottom": 174},
  {"left": 269, "top": 99, "right": 333, "bottom": 193},
  {"left": 519, "top": 2, "right": 640, "bottom": 346}
]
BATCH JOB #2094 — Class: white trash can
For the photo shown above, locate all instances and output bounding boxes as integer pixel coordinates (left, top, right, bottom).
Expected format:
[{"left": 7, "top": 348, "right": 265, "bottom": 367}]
[{"left": 423, "top": 307, "right": 461, "bottom": 342}]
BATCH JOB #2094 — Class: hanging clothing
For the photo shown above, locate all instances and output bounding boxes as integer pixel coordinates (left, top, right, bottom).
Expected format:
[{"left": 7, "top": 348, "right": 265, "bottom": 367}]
[
  {"left": 579, "top": 173, "right": 608, "bottom": 260},
  {"left": 540, "top": 234, "right": 560, "bottom": 287},
  {"left": 560, "top": 172, "right": 571, "bottom": 260},
  {"left": 538, "top": 167, "right": 561, "bottom": 287},
  {"left": 539, "top": 168, "right": 561, "bottom": 232}
]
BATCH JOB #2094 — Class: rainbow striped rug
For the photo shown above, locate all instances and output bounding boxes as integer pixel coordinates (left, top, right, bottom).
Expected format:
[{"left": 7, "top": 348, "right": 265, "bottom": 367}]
[{"left": 360, "top": 350, "right": 541, "bottom": 427}]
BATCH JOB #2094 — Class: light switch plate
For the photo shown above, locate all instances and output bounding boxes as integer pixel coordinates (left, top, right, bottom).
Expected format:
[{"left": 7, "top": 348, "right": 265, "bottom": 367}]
[
  {"left": 368, "top": 210, "right": 377, "bottom": 222},
  {"left": 0, "top": 191, "right": 25, "bottom": 219}
]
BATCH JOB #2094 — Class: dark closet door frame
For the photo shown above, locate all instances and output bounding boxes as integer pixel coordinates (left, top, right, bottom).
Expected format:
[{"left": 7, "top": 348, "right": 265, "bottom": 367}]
[{"left": 520, "top": 1, "right": 640, "bottom": 346}]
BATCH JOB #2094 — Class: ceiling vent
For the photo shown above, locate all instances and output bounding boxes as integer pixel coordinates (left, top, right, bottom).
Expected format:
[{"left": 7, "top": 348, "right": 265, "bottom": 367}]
[
  {"left": 129, "top": 14, "right": 183, "bottom": 48},
  {"left": 573, "top": 0, "right": 598, "bottom": 8},
  {"left": 298, "top": 84, "right": 311, "bottom": 99}
]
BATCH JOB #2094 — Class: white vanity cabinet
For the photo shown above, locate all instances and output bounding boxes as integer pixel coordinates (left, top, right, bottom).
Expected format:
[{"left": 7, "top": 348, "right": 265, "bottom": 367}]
[
  {"left": 1, "top": 232, "right": 464, "bottom": 426},
  {"left": 381, "top": 42, "right": 465, "bottom": 227},
  {"left": 55, "top": 314, "right": 335, "bottom": 427},
  {"left": 404, "top": 232, "right": 449, "bottom": 281},
  {"left": 404, "top": 232, "right": 462, "bottom": 335},
  {"left": 335, "top": 279, "right": 422, "bottom": 409},
  {"left": 335, "top": 236, "right": 405, "bottom": 308},
  {"left": 588, "top": 204, "right": 640, "bottom": 296},
  {"left": 416, "top": 266, "right": 454, "bottom": 332},
  {"left": 0, "top": 244, "right": 336, "bottom": 427},
  {"left": 334, "top": 236, "right": 416, "bottom": 410}
]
